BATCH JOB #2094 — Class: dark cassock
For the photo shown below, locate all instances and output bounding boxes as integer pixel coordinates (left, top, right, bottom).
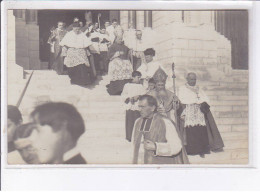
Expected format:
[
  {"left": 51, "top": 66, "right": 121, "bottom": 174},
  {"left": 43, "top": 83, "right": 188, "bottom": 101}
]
[
  {"left": 60, "top": 23, "right": 95, "bottom": 86},
  {"left": 106, "top": 36, "right": 133, "bottom": 95},
  {"left": 147, "top": 68, "right": 189, "bottom": 164},
  {"left": 178, "top": 82, "right": 225, "bottom": 156},
  {"left": 47, "top": 27, "right": 67, "bottom": 75},
  {"left": 132, "top": 112, "right": 182, "bottom": 164}
]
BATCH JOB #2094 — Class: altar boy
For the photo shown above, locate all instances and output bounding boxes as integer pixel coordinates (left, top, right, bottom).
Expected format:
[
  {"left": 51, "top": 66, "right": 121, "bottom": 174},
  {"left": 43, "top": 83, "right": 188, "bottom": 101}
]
[{"left": 121, "top": 71, "right": 146, "bottom": 142}]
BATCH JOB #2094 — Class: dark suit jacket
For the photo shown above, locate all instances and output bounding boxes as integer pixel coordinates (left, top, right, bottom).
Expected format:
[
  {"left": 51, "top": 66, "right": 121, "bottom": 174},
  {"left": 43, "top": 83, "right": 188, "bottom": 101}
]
[{"left": 64, "top": 154, "right": 87, "bottom": 164}]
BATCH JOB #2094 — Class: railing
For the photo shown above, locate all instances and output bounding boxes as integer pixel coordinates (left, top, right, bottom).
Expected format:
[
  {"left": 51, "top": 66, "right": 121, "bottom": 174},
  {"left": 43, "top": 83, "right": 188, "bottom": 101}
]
[{"left": 16, "top": 71, "right": 34, "bottom": 108}]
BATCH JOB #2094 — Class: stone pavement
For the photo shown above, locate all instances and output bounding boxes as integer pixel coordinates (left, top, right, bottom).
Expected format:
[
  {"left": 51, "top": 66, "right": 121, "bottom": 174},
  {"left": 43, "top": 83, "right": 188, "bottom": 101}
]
[{"left": 17, "top": 70, "right": 248, "bottom": 165}]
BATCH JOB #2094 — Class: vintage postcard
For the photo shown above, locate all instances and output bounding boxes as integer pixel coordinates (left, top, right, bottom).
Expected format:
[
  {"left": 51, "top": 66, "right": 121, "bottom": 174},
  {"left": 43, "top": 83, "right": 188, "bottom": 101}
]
[{"left": 3, "top": 3, "right": 249, "bottom": 167}]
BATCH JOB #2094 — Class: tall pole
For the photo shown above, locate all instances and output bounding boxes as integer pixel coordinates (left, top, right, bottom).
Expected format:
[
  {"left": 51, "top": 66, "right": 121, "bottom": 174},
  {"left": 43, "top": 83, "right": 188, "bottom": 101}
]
[{"left": 98, "top": 13, "right": 101, "bottom": 29}]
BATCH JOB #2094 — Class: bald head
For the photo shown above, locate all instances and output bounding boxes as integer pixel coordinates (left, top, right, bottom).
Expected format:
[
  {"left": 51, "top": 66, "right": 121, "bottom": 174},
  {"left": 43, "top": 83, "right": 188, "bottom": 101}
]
[{"left": 186, "top": 72, "right": 197, "bottom": 86}]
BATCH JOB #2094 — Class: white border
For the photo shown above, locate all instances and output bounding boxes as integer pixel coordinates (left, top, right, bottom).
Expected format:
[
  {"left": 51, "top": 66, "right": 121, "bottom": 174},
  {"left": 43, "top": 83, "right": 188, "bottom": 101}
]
[{"left": 1, "top": 0, "right": 260, "bottom": 190}]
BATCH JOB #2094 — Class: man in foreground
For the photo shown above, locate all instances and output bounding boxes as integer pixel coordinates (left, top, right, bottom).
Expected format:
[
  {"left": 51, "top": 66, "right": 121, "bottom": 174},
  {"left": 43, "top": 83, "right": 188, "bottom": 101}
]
[
  {"left": 7, "top": 105, "right": 23, "bottom": 153},
  {"left": 132, "top": 95, "right": 182, "bottom": 164},
  {"left": 14, "top": 102, "right": 86, "bottom": 164}
]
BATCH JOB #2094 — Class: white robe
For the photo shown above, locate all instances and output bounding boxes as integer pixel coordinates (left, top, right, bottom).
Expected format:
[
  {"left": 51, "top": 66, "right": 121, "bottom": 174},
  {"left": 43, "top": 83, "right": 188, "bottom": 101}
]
[
  {"left": 121, "top": 83, "right": 146, "bottom": 110},
  {"left": 178, "top": 84, "right": 209, "bottom": 105},
  {"left": 60, "top": 31, "right": 92, "bottom": 49},
  {"left": 178, "top": 84, "right": 210, "bottom": 127}
]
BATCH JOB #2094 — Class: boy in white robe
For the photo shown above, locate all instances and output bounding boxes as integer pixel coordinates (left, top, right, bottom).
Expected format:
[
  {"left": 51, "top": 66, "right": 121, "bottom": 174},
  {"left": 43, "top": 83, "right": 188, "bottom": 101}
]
[{"left": 121, "top": 71, "right": 146, "bottom": 142}]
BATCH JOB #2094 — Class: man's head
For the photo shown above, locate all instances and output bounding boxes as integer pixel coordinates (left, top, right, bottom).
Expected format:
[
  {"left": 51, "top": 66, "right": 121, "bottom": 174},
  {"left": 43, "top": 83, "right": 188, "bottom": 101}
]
[
  {"left": 186, "top": 72, "right": 197, "bottom": 86},
  {"left": 57, "top": 21, "right": 65, "bottom": 29},
  {"left": 148, "top": 78, "right": 156, "bottom": 90},
  {"left": 79, "top": 21, "right": 84, "bottom": 27},
  {"left": 13, "top": 123, "right": 40, "bottom": 164},
  {"left": 153, "top": 67, "right": 168, "bottom": 92},
  {"left": 112, "top": 19, "right": 118, "bottom": 27},
  {"left": 72, "top": 22, "right": 81, "bottom": 34},
  {"left": 8, "top": 105, "right": 22, "bottom": 142},
  {"left": 144, "top": 48, "right": 155, "bottom": 63},
  {"left": 129, "top": 22, "right": 134, "bottom": 29},
  {"left": 155, "top": 81, "right": 166, "bottom": 92},
  {"left": 136, "top": 30, "right": 142, "bottom": 40},
  {"left": 85, "top": 21, "right": 91, "bottom": 26},
  {"left": 73, "top": 17, "right": 79, "bottom": 23},
  {"left": 104, "top": 21, "right": 110, "bottom": 28},
  {"left": 94, "top": 22, "right": 99, "bottom": 29},
  {"left": 25, "top": 102, "right": 85, "bottom": 164},
  {"left": 138, "top": 95, "right": 157, "bottom": 118},
  {"left": 100, "top": 26, "right": 106, "bottom": 34},
  {"left": 132, "top": 71, "right": 142, "bottom": 84}
]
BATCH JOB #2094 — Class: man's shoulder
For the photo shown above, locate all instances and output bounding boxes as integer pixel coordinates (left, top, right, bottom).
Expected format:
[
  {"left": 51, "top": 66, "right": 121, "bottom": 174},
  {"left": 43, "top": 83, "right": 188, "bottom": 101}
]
[{"left": 64, "top": 154, "right": 87, "bottom": 164}]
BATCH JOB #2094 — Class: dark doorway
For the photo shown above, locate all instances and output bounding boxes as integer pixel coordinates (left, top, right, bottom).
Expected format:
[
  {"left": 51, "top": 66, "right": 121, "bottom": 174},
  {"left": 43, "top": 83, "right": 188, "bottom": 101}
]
[
  {"left": 38, "top": 10, "right": 110, "bottom": 63},
  {"left": 215, "top": 10, "right": 248, "bottom": 70}
]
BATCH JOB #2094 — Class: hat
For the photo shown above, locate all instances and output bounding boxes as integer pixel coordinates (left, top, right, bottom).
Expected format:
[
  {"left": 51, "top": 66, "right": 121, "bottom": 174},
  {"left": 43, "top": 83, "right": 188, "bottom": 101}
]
[
  {"left": 153, "top": 67, "right": 168, "bottom": 83},
  {"left": 144, "top": 48, "right": 155, "bottom": 56}
]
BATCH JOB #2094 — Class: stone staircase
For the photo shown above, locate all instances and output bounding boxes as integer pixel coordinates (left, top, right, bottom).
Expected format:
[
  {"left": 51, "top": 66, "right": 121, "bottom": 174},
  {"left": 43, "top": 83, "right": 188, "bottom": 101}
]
[{"left": 17, "top": 69, "right": 248, "bottom": 165}]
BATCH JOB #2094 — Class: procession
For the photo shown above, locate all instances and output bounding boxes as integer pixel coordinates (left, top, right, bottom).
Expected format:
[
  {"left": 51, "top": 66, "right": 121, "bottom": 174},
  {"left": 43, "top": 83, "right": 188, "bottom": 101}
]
[{"left": 6, "top": 13, "right": 228, "bottom": 165}]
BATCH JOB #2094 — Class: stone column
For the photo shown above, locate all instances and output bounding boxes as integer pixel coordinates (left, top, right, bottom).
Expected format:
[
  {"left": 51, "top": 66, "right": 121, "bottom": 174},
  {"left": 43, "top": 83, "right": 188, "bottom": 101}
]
[
  {"left": 144, "top": 10, "right": 152, "bottom": 28},
  {"left": 120, "top": 11, "right": 128, "bottom": 30},
  {"left": 110, "top": 11, "right": 120, "bottom": 23},
  {"left": 26, "top": 10, "right": 38, "bottom": 24},
  {"left": 85, "top": 11, "right": 93, "bottom": 23},
  {"left": 128, "top": 11, "right": 136, "bottom": 29},
  {"left": 136, "top": 11, "right": 144, "bottom": 30}
]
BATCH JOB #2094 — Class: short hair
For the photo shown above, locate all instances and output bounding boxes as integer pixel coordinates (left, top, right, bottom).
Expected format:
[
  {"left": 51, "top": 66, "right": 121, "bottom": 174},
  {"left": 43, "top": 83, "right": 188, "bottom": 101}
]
[
  {"left": 112, "top": 19, "right": 118, "bottom": 23},
  {"left": 186, "top": 72, "right": 197, "bottom": 79},
  {"left": 132, "top": 71, "right": 142, "bottom": 78},
  {"left": 30, "top": 102, "right": 85, "bottom": 142},
  {"left": 57, "top": 21, "right": 64, "bottom": 25},
  {"left": 139, "top": 95, "right": 158, "bottom": 110},
  {"left": 148, "top": 78, "right": 156, "bottom": 84},
  {"left": 72, "top": 22, "right": 81, "bottom": 28},
  {"left": 13, "top": 123, "right": 36, "bottom": 141},
  {"left": 144, "top": 48, "right": 155, "bottom": 56},
  {"left": 8, "top": 105, "right": 22, "bottom": 125}
]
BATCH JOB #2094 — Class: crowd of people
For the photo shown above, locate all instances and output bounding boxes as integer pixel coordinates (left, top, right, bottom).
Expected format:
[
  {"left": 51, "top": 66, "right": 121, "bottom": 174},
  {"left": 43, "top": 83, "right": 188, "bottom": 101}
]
[
  {"left": 6, "top": 17, "right": 224, "bottom": 165},
  {"left": 121, "top": 69, "right": 225, "bottom": 164},
  {"left": 47, "top": 17, "right": 151, "bottom": 89}
]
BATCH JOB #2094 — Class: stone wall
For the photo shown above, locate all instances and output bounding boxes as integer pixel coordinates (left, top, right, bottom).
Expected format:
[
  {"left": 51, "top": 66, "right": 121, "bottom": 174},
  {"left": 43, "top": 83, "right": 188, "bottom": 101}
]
[
  {"left": 8, "top": 10, "right": 30, "bottom": 106},
  {"left": 15, "top": 11, "right": 41, "bottom": 70}
]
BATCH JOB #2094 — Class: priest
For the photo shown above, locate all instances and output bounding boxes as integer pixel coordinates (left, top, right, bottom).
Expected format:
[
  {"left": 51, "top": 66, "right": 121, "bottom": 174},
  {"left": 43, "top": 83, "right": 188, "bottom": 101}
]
[
  {"left": 178, "top": 72, "right": 224, "bottom": 157},
  {"left": 106, "top": 34, "right": 133, "bottom": 95},
  {"left": 132, "top": 95, "right": 183, "bottom": 164},
  {"left": 60, "top": 22, "right": 94, "bottom": 86}
]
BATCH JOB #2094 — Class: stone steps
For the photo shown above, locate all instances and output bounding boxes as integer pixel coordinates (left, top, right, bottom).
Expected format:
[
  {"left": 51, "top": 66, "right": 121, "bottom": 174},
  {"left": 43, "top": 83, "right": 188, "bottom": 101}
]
[{"left": 17, "top": 70, "right": 249, "bottom": 164}]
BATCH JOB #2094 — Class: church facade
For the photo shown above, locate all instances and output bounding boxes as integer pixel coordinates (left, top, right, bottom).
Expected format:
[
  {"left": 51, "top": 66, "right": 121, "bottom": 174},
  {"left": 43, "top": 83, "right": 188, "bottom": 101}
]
[{"left": 8, "top": 10, "right": 249, "bottom": 164}]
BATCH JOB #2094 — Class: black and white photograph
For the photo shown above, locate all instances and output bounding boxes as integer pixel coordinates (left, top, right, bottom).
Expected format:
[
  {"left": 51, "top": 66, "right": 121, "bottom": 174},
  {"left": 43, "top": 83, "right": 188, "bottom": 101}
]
[{"left": 4, "top": 6, "right": 249, "bottom": 166}]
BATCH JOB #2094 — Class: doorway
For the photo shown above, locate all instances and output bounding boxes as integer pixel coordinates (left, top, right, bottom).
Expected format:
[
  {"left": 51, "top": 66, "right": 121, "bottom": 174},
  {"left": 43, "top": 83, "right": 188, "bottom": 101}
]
[{"left": 38, "top": 10, "right": 110, "bottom": 63}]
